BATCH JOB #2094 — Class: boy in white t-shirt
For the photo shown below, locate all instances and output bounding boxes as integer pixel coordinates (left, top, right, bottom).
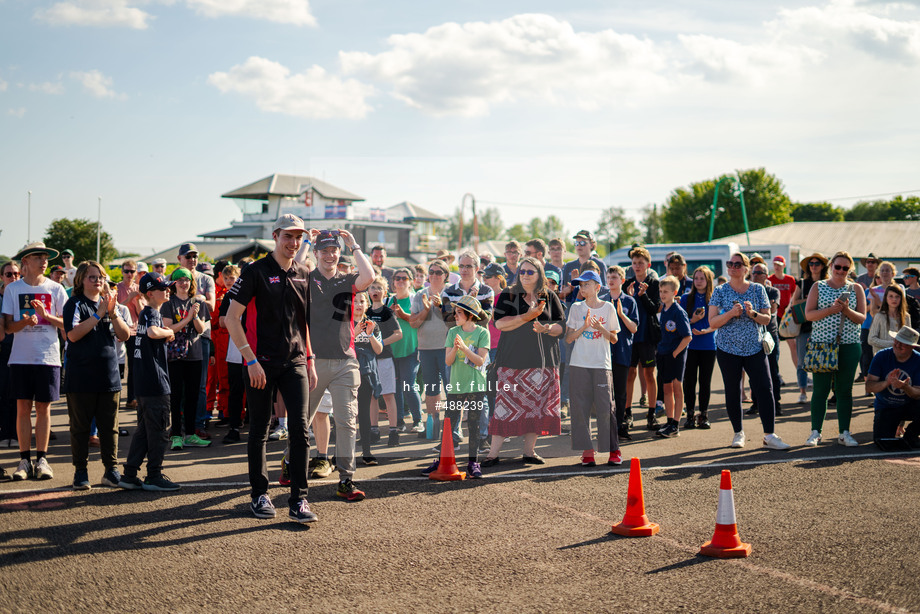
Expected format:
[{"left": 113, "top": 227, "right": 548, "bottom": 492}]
[
  {"left": 1, "top": 242, "right": 69, "bottom": 481},
  {"left": 565, "top": 269, "right": 622, "bottom": 467}
]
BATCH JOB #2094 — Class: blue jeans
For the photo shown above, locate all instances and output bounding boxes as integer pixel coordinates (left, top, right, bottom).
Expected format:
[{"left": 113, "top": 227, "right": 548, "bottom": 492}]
[
  {"left": 196, "top": 337, "right": 211, "bottom": 429},
  {"left": 394, "top": 352, "right": 422, "bottom": 425},
  {"left": 418, "top": 349, "right": 448, "bottom": 396}
]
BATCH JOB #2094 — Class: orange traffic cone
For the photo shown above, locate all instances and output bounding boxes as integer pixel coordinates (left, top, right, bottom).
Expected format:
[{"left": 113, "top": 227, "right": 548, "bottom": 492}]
[
  {"left": 700, "top": 470, "right": 752, "bottom": 558},
  {"left": 428, "top": 417, "right": 466, "bottom": 481},
  {"left": 610, "top": 457, "right": 659, "bottom": 537}
]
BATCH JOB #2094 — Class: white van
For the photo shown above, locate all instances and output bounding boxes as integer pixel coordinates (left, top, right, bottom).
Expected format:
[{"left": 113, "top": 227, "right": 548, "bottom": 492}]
[{"left": 604, "top": 243, "right": 740, "bottom": 277}]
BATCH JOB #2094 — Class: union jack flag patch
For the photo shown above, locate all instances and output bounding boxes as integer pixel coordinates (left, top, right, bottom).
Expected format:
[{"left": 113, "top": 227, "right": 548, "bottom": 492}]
[{"left": 269, "top": 276, "right": 280, "bottom": 284}]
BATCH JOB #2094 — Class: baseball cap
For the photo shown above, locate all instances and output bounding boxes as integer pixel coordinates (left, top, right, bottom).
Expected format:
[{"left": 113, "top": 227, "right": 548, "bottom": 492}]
[
  {"left": 49, "top": 265, "right": 65, "bottom": 274},
  {"left": 139, "top": 272, "right": 175, "bottom": 293},
  {"left": 314, "top": 230, "right": 341, "bottom": 251},
  {"left": 62, "top": 249, "right": 74, "bottom": 257},
  {"left": 572, "top": 270, "right": 602, "bottom": 285},
  {"left": 178, "top": 243, "right": 199, "bottom": 257},
  {"left": 196, "top": 262, "right": 214, "bottom": 276},
  {"left": 573, "top": 230, "right": 594, "bottom": 242},
  {"left": 545, "top": 270, "right": 561, "bottom": 285},
  {"left": 152, "top": 258, "right": 168, "bottom": 266},
  {"left": 272, "top": 213, "right": 306, "bottom": 234},
  {"left": 137, "top": 262, "right": 149, "bottom": 273},
  {"left": 482, "top": 263, "right": 504, "bottom": 278},
  {"left": 773, "top": 255, "right": 786, "bottom": 265}
]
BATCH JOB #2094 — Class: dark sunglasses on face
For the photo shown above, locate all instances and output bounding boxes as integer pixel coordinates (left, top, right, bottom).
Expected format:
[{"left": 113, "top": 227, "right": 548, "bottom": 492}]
[
  {"left": 123, "top": 270, "right": 136, "bottom": 274},
  {"left": 753, "top": 270, "right": 767, "bottom": 275},
  {"left": 394, "top": 276, "right": 409, "bottom": 282},
  {"left": 428, "top": 270, "right": 445, "bottom": 276},
  {"left": 809, "top": 260, "right": 823, "bottom": 266},
  {"left": 518, "top": 269, "right": 537, "bottom": 276},
  {"left": 3, "top": 272, "right": 20, "bottom": 278},
  {"left": 574, "top": 241, "right": 588, "bottom": 247},
  {"left": 834, "top": 264, "right": 850, "bottom": 272},
  {"left": 726, "top": 262, "right": 744, "bottom": 269}
]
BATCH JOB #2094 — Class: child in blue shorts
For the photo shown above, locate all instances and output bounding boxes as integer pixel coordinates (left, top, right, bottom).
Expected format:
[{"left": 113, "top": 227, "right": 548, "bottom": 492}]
[{"left": 656, "top": 275, "right": 692, "bottom": 438}]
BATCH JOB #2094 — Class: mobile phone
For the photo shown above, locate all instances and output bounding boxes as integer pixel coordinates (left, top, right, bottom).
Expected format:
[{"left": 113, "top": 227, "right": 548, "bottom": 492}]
[{"left": 838, "top": 291, "right": 851, "bottom": 302}]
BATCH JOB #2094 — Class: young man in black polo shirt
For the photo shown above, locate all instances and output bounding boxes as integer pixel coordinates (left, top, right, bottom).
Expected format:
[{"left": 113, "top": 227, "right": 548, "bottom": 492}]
[
  {"left": 307, "top": 229, "right": 375, "bottom": 502},
  {"left": 623, "top": 246, "right": 662, "bottom": 431},
  {"left": 225, "top": 214, "right": 319, "bottom": 523}
]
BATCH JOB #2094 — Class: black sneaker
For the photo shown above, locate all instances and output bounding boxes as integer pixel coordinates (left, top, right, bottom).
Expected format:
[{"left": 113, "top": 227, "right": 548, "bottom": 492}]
[
  {"left": 143, "top": 474, "right": 181, "bottom": 491},
  {"left": 387, "top": 431, "right": 399, "bottom": 447},
  {"left": 421, "top": 460, "right": 440, "bottom": 476},
  {"left": 646, "top": 412, "right": 660, "bottom": 430},
  {"left": 118, "top": 474, "right": 144, "bottom": 490},
  {"left": 361, "top": 455, "right": 378, "bottom": 466},
  {"left": 745, "top": 406, "right": 759, "bottom": 416},
  {"left": 683, "top": 414, "right": 697, "bottom": 429},
  {"left": 618, "top": 426, "right": 632, "bottom": 441},
  {"left": 289, "top": 499, "right": 318, "bottom": 523},
  {"left": 697, "top": 414, "right": 712, "bottom": 429},
  {"left": 370, "top": 427, "right": 381, "bottom": 444},
  {"left": 222, "top": 428, "right": 241, "bottom": 444},
  {"left": 522, "top": 454, "right": 545, "bottom": 465},
  {"left": 118, "top": 428, "right": 130, "bottom": 437},
  {"left": 657, "top": 423, "right": 679, "bottom": 438},
  {"left": 251, "top": 494, "right": 276, "bottom": 518}
]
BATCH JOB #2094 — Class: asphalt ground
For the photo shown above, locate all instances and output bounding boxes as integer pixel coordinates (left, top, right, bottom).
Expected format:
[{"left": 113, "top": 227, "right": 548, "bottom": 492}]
[{"left": 3, "top": 350, "right": 920, "bottom": 613}]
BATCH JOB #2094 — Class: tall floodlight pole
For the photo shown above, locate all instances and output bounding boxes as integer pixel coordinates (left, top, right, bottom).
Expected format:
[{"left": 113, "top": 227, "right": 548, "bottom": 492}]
[
  {"left": 96, "top": 196, "right": 102, "bottom": 262},
  {"left": 707, "top": 173, "right": 751, "bottom": 245},
  {"left": 460, "top": 193, "right": 478, "bottom": 252},
  {"left": 27, "top": 191, "right": 32, "bottom": 242}
]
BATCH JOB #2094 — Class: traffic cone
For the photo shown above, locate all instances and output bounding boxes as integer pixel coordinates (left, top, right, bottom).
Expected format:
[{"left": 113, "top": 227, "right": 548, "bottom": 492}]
[
  {"left": 610, "top": 457, "right": 659, "bottom": 537},
  {"left": 429, "top": 417, "right": 466, "bottom": 481},
  {"left": 700, "top": 470, "right": 752, "bottom": 558}
]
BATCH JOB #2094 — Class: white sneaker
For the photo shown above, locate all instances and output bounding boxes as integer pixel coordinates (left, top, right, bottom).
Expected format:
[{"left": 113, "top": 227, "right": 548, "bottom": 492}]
[
  {"left": 731, "top": 431, "right": 745, "bottom": 448},
  {"left": 410, "top": 423, "right": 426, "bottom": 433},
  {"left": 838, "top": 431, "right": 859, "bottom": 447},
  {"left": 805, "top": 430, "right": 821, "bottom": 446},
  {"left": 763, "top": 433, "right": 791, "bottom": 450},
  {"left": 269, "top": 426, "right": 288, "bottom": 441},
  {"left": 12, "top": 458, "right": 33, "bottom": 481},
  {"left": 798, "top": 393, "right": 808, "bottom": 404},
  {"left": 34, "top": 457, "right": 54, "bottom": 480}
]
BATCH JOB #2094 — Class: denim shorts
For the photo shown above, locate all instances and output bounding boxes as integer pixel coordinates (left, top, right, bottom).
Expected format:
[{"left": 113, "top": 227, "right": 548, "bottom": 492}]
[{"left": 419, "top": 349, "right": 448, "bottom": 396}]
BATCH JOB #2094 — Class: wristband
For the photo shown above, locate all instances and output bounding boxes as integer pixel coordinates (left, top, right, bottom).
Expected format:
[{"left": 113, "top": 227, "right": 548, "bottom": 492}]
[
  {"left": 246, "top": 359, "right": 257, "bottom": 366},
  {"left": 306, "top": 354, "right": 316, "bottom": 361},
  {"left": 92, "top": 312, "right": 101, "bottom": 321},
  {"left": 238, "top": 344, "right": 250, "bottom": 352},
  {"left": 350, "top": 244, "right": 362, "bottom": 253}
]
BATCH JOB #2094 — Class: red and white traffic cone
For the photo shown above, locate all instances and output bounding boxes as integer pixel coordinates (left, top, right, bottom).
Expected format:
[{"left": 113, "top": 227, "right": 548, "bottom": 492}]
[{"left": 699, "top": 470, "right": 751, "bottom": 558}]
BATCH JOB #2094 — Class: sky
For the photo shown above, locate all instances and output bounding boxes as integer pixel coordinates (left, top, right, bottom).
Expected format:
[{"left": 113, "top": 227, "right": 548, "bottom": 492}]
[{"left": 1, "top": 0, "right": 919, "bottom": 259}]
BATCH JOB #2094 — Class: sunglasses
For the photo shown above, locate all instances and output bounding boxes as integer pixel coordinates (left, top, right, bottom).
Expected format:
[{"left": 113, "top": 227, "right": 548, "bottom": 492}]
[
  {"left": 809, "top": 260, "right": 823, "bottom": 267},
  {"left": 123, "top": 269, "right": 137, "bottom": 274},
  {"left": 3, "top": 272, "right": 20, "bottom": 278},
  {"left": 753, "top": 270, "right": 767, "bottom": 275},
  {"left": 726, "top": 262, "right": 745, "bottom": 269},
  {"left": 428, "top": 270, "right": 445, "bottom": 276},
  {"left": 86, "top": 275, "right": 105, "bottom": 282},
  {"left": 518, "top": 269, "right": 538, "bottom": 276},
  {"left": 393, "top": 276, "right": 410, "bottom": 282},
  {"left": 833, "top": 264, "right": 850, "bottom": 272},
  {"left": 458, "top": 264, "right": 476, "bottom": 269},
  {"left": 574, "top": 241, "right": 588, "bottom": 247}
]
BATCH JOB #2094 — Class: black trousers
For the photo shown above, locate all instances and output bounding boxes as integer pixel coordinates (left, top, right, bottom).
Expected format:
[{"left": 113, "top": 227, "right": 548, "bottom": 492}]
[
  {"left": 716, "top": 349, "right": 775, "bottom": 434},
  {"left": 357, "top": 378, "right": 374, "bottom": 456},
  {"left": 683, "top": 349, "right": 716, "bottom": 414},
  {"left": 168, "top": 360, "right": 202, "bottom": 437},
  {"left": 752, "top": 333, "right": 782, "bottom": 412},
  {"left": 246, "top": 361, "right": 311, "bottom": 504},
  {"left": 612, "top": 363, "right": 629, "bottom": 426}
]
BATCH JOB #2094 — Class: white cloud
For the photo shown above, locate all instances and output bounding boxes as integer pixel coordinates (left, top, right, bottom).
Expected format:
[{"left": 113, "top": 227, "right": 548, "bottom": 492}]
[
  {"left": 8, "top": 108, "right": 27, "bottom": 118},
  {"left": 28, "top": 81, "right": 66, "bottom": 94},
  {"left": 0, "top": 77, "right": 7, "bottom": 92},
  {"left": 34, "top": 0, "right": 152, "bottom": 29},
  {"left": 340, "top": 14, "right": 673, "bottom": 117},
  {"left": 773, "top": 0, "right": 920, "bottom": 63},
  {"left": 70, "top": 70, "right": 126, "bottom": 99},
  {"left": 208, "top": 56, "right": 374, "bottom": 119},
  {"left": 677, "top": 35, "right": 824, "bottom": 86},
  {"left": 185, "top": 0, "right": 315, "bottom": 26},
  {"left": 34, "top": 0, "right": 315, "bottom": 28}
]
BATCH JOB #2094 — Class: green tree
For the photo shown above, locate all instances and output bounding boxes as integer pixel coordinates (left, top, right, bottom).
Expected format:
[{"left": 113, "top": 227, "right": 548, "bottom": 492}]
[
  {"left": 792, "top": 202, "right": 845, "bottom": 222},
  {"left": 447, "top": 206, "right": 504, "bottom": 248},
  {"left": 661, "top": 168, "right": 794, "bottom": 243},
  {"left": 43, "top": 218, "right": 117, "bottom": 265},
  {"left": 526, "top": 215, "right": 566, "bottom": 241},
  {"left": 642, "top": 204, "right": 665, "bottom": 244},
  {"left": 844, "top": 195, "right": 920, "bottom": 221},
  {"left": 505, "top": 223, "right": 529, "bottom": 243},
  {"left": 595, "top": 207, "right": 642, "bottom": 254}
]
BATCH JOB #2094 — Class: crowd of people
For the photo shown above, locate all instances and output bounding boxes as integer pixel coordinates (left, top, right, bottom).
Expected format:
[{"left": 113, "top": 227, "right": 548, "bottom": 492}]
[{"left": 1, "top": 217, "right": 919, "bottom": 524}]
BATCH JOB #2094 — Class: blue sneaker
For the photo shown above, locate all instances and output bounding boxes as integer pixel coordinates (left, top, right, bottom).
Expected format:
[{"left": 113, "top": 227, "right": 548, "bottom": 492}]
[
  {"left": 289, "top": 499, "right": 318, "bottom": 523},
  {"left": 143, "top": 474, "right": 181, "bottom": 491},
  {"left": 467, "top": 461, "right": 483, "bottom": 479},
  {"left": 72, "top": 468, "right": 91, "bottom": 491},
  {"left": 251, "top": 494, "right": 276, "bottom": 519},
  {"left": 421, "top": 460, "right": 439, "bottom": 476},
  {"left": 101, "top": 467, "right": 122, "bottom": 488},
  {"left": 118, "top": 474, "right": 144, "bottom": 490}
]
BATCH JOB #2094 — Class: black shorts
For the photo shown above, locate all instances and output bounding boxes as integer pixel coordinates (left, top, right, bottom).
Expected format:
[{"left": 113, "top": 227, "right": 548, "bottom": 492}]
[
  {"left": 630, "top": 341, "right": 657, "bottom": 368},
  {"left": 10, "top": 364, "right": 61, "bottom": 403},
  {"left": 656, "top": 350, "right": 688, "bottom": 383}
]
